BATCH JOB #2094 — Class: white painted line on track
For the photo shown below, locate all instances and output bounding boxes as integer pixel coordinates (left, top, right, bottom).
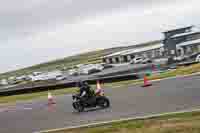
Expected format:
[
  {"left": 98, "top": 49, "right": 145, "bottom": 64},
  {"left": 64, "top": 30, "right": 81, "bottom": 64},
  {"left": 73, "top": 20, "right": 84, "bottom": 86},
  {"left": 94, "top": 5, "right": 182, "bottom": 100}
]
[
  {"left": 23, "top": 107, "right": 33, "bottom": 110},
  {"left": 35, "top": 108, "right": 200, "bottom": 133},
  {"left": 0, "top": 103, "right": 46, "bottom": 113}
]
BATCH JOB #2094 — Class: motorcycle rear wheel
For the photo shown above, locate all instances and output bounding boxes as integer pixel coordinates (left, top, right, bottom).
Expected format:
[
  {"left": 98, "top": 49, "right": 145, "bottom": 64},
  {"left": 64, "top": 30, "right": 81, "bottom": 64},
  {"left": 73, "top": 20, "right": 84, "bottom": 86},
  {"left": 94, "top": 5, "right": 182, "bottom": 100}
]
[{"left": 73, "top": 102, "right": 84, "bottom": 112}]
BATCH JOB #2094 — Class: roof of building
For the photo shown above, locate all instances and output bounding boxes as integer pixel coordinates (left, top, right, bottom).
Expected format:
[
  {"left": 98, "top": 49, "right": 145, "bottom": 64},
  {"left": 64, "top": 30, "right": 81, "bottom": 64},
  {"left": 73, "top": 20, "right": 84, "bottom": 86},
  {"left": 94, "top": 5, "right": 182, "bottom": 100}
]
[
  {"left": 177, "top": 38, "right": 200, "bottom": 47},
  {"left": 163, "top": 26, "right": 193, "bottom": 34},
  {"left": 171, "top": 31, "right": 200, "bottom": 38},
  {"left": 121, "top": 43, "right": 163, "bottom": 56},
  {"left": 103, "top": 43, "right": 163, "bottom": 58},
  {"left": 103, "top": 51, "right": 125, "bottom": 58}
]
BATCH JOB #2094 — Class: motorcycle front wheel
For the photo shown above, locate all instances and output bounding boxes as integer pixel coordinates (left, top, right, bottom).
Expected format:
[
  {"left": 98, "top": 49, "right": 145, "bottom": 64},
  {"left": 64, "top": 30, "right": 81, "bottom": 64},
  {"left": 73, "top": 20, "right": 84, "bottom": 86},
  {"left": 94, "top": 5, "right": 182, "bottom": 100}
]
[{"left": 97, "top": 96, "right": 110, "bottom": 108}]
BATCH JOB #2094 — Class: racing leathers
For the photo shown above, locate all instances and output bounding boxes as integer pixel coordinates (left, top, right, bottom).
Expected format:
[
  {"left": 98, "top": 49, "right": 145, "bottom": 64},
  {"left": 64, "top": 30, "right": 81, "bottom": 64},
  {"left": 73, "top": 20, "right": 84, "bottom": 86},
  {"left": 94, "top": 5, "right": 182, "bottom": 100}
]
[{"left": 78, "top": 81, "right": 93, "bottom": 103}]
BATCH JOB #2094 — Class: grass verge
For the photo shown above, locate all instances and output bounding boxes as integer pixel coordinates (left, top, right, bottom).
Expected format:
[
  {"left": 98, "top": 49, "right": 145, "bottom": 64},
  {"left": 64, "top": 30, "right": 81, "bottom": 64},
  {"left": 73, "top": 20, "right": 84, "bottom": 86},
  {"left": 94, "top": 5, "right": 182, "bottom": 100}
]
[
  {"left": 41, "top": 111, "right": 200, "bottom": 133},
  {"left": 0, "top": 63, "right": 200, "bottom": 104}
]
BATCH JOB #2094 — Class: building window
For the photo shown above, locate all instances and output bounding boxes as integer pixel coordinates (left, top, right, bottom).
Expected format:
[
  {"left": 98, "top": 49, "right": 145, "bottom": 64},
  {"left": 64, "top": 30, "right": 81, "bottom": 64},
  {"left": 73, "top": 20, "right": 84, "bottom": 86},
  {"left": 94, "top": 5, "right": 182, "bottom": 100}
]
[
  {"left": 106, "top": 58, "right": 110, "bottom": 64},
  {"left": 112, "top": 58, "right": 116, "bottom": 63},
  {"left": 130, "top": 55, "right": 135, "bottom": 59},
  {"left": 136, "top": 53, "right": 142, "bottom": 57},
  {"left": 127, "top": 55, "right": 131, "bottom": 61},
  {"left": 152, "top": 50, "right": 155, "bottom": 58},
  {"left": 192, "top": 45, "right": 198, "bottom": 53},
  {"left": 198, "top": 44, "right": 200, "bottom": 52},
  {"left": 119, "top": 56, "right": 124, "bottom": 62},
  {"left": 186, "top": 46, "right": 192, "bottom": 54},
  {"left": 143, "top": 52, "right": 147, "bottom": 58},
  {"left": 123, "top": 56, "right": 128, "bottom": 62},
  {"left": 103, "top": 58, "right": 106, "bottom": 63},
  {"left": 155, "top": 49, "right": 160, "bottom": 57},
  {"left": 115, "top": 57, "right": 119, "bottom": 63},
  {"left": 177, "top": 49, "right": 182, "bottom": 56},
  {"left": 160, "top": 47, "right": 165, "bottom": 56},
  {"left": 146, "top": 51, "right": 152, "bottom": 58},
  {"left": 109, "top": 58, "right": 113, "bottom": 64},
  {"left": 170, "top": 50, "right": 175, "bottom": 55}
]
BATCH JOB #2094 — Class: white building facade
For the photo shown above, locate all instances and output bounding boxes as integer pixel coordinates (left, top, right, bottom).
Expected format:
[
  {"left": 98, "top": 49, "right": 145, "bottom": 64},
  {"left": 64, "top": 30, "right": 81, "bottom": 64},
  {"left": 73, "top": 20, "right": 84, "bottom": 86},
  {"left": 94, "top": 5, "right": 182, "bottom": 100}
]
[{"left": 102, "top": 40, "right": 200, "bottom": 64}]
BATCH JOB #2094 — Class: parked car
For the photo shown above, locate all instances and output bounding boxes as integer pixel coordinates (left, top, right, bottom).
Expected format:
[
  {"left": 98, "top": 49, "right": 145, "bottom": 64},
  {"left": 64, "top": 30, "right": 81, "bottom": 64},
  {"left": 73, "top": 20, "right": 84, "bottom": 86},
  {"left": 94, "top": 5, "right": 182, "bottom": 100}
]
[
  {"left": 173, "top": 55, "right": 189, "bottom": 62},
  {"left": 79, "top": 65, "right": 102, "bottom": 75},
  {"left": 101, "top": 63, "right": 114, "bottom": 69},
  {"left": 68, "top": 69, "right": 79, "bottom": 76},
  {"left": 78, "top": 64, "right": 102, "bottom": 75},
  {"left": 130, "top": 57, "right": 150, "bottom": 64},
  {"left": 88, "top": 68, "right": 101, "bottom": 74},
  {"left": 141, "top": 58, "right": 152, "bottom": 64},
  {"left": 32, "top": 72, "right": 42, "bottom": 76},
  {"left": 56, "top": 75, "right": 67, "bottom": 81},
  {"left": 196, "top": 54, "right": 200, "bottom": 62},
  {"left": 30, "top": 74, "right": 45, "bottom": 81},
  {"left": 130, "top": 57, "right": 143, "bottom": 64}
]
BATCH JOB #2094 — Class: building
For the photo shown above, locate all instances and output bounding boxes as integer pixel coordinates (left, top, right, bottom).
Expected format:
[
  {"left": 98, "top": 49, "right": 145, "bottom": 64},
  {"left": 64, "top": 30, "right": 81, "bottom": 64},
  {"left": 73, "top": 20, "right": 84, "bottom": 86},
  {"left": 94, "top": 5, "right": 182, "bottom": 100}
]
[
  {"left": 102, "top": 26, "right": 200, "bottom": 64},
  {"left": 102, "top": 42, "right": 164, "bottom": 64},
  {"left": 176, "top": 38, "right": 200, "bottom": 57},
  {"left": 163, "top": 26, "right": 200, "bottom": 63}
]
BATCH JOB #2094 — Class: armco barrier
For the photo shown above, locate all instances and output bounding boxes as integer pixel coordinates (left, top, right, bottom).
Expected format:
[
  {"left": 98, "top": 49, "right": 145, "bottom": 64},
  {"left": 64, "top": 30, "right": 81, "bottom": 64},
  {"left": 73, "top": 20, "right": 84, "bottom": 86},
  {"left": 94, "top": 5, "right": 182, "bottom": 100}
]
[
  {"left": 177, "top": 61, "right": 198, "bottom": 67},
  {"left": 0, "top": 73, "right": 139, "bottom": 96}
]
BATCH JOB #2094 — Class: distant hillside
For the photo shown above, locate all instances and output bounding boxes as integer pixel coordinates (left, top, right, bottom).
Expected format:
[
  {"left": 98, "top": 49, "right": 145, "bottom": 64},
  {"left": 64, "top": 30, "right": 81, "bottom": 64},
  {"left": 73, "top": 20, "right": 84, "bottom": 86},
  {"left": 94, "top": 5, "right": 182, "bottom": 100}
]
[
  {"left": 0, "top": 40, "right": 161, "bottom": 79},
  {"left": 0, "top": 47, "right": 126, "bottom": 79}
]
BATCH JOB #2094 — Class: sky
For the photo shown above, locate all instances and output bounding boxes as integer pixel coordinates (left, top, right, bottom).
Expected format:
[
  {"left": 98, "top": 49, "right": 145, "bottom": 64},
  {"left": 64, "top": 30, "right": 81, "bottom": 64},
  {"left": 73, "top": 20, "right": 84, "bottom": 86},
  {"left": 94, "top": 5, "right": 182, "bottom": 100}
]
[{"left": 1, "top": 0, "right": 200, "bottom": 73}]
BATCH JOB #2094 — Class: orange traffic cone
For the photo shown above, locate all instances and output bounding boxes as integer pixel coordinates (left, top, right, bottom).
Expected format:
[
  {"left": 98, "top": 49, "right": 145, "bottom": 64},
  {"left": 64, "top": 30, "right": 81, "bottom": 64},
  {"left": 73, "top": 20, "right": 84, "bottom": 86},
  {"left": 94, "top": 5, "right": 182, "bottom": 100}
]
[
  {"left": 95, "top": 80, "right": 104, "bottom": 96},
  {"left": 48, "top": 91, "right": 56, "bottom": 105},
  {"left": 142, "top": 75, "right": 152, "bottom": 87}
]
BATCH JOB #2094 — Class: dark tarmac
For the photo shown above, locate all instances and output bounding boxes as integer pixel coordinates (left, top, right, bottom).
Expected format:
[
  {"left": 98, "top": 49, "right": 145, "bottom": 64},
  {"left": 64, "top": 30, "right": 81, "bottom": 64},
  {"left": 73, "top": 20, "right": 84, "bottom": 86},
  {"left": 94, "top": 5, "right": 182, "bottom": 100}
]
[{"left": 0, "top": 74, "right": 200, "bottom": 133}]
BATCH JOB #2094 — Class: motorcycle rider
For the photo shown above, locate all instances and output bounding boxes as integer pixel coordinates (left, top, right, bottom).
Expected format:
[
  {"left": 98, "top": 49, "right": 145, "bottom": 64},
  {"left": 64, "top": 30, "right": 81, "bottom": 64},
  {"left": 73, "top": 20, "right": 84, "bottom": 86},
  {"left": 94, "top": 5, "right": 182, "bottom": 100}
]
[{"left": 77, "top": 81, "right": 93, "bottom": 104}]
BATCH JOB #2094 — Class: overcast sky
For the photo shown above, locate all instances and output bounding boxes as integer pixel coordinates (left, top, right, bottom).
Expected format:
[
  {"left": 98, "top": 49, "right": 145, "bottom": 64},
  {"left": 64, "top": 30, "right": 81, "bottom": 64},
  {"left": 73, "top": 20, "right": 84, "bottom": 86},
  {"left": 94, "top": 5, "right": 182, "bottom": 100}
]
[{"left": 1, "top": 0, "right": 200, "bottom": 73}]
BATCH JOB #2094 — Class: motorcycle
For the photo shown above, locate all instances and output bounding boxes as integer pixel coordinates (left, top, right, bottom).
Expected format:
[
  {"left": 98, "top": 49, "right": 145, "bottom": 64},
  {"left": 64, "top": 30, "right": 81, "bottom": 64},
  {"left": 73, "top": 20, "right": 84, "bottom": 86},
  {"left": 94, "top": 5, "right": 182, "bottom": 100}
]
[{"left": 72, "top": 91, "right": 110, "bottom": 112}]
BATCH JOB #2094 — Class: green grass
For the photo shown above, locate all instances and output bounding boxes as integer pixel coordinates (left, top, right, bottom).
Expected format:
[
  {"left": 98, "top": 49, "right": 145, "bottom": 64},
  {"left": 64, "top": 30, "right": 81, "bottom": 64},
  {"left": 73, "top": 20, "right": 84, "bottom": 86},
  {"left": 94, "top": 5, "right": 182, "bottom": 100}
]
[
  {"left": 149, "top": 63, "right": 200, "bottom": 80},
  {"left": 42, "top": 111, "right": 200, "bottom": 133},
  {"left": 0, "top": 63, "right": 200, "bottom": 105},
  {"left": 105, "top": 63, "right": 200, "bottom": 88}
]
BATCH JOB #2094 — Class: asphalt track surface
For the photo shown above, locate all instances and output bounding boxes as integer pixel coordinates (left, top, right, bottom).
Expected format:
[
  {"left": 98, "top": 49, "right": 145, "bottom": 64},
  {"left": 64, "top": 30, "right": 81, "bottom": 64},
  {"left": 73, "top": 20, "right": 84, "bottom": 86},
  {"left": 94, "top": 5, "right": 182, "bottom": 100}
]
[{"left": 0, "top": 74, "right": 200, "bottom": 133}]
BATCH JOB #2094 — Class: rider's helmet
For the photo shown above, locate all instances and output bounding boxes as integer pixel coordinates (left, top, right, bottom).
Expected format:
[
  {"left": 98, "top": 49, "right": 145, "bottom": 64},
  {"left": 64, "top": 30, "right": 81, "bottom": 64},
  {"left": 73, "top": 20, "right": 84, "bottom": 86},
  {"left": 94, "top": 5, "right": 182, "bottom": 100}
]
[{"left": 82, "top": 81, "right": 89, "bottom": 86}]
